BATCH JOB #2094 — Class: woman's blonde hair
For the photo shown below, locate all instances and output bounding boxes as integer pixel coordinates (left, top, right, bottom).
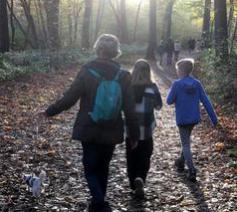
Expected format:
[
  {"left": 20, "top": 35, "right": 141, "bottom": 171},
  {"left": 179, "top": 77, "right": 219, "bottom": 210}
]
[
  {"left": 131, "top": 59, "right": 152, "bottom": 85},
  {"left": 93, "top": 34, "right": 121, "bottom": 59}
]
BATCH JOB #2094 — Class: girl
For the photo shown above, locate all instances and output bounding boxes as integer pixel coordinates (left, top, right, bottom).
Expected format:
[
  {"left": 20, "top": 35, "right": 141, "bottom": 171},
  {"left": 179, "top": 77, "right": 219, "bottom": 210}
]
[{"left": 126, "top": 59, "right": 162, "bottom": 198}]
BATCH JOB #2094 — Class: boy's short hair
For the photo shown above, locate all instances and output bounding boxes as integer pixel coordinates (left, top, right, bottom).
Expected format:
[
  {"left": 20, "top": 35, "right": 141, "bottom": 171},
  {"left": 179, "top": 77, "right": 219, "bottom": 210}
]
[
  {"left": 93, "top": 34, "right": 121, "bottom": 59},
  {"left": 175, "top": 58, "right": 194, "bottom": 75}
]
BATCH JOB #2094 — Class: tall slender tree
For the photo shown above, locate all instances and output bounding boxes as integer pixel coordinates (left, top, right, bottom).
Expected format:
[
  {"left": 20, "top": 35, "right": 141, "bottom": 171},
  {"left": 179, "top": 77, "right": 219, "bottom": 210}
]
[
  {"left": 146, "top": 0, "right": 157, "bottom": 60},
  {"left": 81, "top": 0, "right": 93, "bottom": 49},
  {"left": 44, "top": 0, "right": 60, "bottom": 49},
  {"left": 94, "top": 0, "right": 105, "bottom": 41},
  {"left": 228, "top": 0, "right": 235, "bottom": 35},
  {"left": 120, "top": 0, "right": 129, "bottom": 43},
  {"left": 0, "top": 0, "right": 10, "bottom": 53},
  {"left": 20, "top": 0, "right": 39, "bottom": 48},
  {"left": 73, "top": 1, "right": 83, "bottom": 45},
  {"left": 214, "top": 0, "right": 228, "bottom": 58},
  {"left": 202, "top": 0, "right": 211, "bottom": 48},
  {"left": 163, "top": 0, "right": 176, "bottom": 40},
  {"left": 133, "top": 0, "right": 143, "bottom": 42}
]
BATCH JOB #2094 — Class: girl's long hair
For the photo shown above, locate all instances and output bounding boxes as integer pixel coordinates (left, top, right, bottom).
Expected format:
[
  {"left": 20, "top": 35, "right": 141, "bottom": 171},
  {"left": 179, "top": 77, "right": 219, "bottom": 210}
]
[{"left": 131, "top": 59, "right": 152, "bottom": 85}]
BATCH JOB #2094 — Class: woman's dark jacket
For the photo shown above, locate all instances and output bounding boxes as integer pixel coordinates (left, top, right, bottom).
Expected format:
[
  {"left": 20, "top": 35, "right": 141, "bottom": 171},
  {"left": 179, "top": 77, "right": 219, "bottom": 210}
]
[{"left": 46, "top": 59, "right": 140, "bottom": 145}]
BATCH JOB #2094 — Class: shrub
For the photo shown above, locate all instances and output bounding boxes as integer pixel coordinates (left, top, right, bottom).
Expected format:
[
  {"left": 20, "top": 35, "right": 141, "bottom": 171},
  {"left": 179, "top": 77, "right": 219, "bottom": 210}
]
[{"left": 198, "top": 49, "right": 237, "bottom": 109}]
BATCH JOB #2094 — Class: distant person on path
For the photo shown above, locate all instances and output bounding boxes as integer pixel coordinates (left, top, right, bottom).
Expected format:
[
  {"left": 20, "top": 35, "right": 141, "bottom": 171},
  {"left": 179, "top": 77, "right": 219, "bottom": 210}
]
[
  {"left": 188, "top": 38, "right": 196, "bottom": 54},
  {"left": 39, "top": 34, "right": 139, "bottom": 212},
  {"left": 196, "top": 39, "right": 202, "bottom": 52},
  {"left": 166, "top": 38, "right": 175, "bottom": 66},
  {"left": 126, "top": 59, "right": 163, "bottom": 198},
  {"left": 174, "top": 40, "right": 182, "bottom": 62},
  {"left": 157, "top": 40, "right": 165, "bottom": 66},
  {"left": 167, "top": 58, "right": 218, "bottom": 182}
]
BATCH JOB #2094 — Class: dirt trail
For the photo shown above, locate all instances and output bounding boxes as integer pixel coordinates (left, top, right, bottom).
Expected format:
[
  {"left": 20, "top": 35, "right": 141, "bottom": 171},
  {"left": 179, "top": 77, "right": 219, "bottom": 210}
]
[{"left": 0, "top": 65, "right": 236, "bottom": 212}]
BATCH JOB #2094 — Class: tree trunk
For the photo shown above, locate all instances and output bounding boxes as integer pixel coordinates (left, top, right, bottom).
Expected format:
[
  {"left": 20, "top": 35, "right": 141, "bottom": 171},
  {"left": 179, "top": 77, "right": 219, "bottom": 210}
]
[
  {"left": 163, "top": 0, "right": 176, "bottom": 40},
  {"left": 6, "top": 1, "right": 34, "bottom": 48},
  {"left": 94, "top": 0, "right": 105, "bottom": 41},
  {"left": 37, "top": 0, "right": 48, "bottom": 47},
  {"left": 34, "top": 0, "right": 47, "bottom": 48},
  {"left": 68, "top": 4, "right": 73, "bottom": 46},
  {"left": 133, "top": 0, "right": 143, "bottom": 42},
  {"left": 81, "top": 0, "right": 93, "bottom": 49},
  {"left": 0, "top": 0, "right": 10, "bottom": 53},
  {"left": 20, "top": 0, "right": 39, "bottom": 48},
  {"left": 10, "top": 0, "right": 15, "bottom": 48},
  {"left": 120, "top": 0, "right": 129, "bottom": 43},
  {"left": 202, "top": 0, "right": 211, "bottom": 48},
  {"left": 146, "top": 0, "right": 157, "bottom": 60},
  {"left": 109, "top": 0, "right": 121, "bottom": 38},
  {"left": 214, "top": 0, "right": 229, "bottom": 58},
  {"left": 230, "top": 17, "right": 237, "bottom": 54},
  {"left": 228, "top": 0, "right": 235, "bottom": 35},
  {"left": 44, "top": 0, "right": 60, "bottom": 49},
  {"left": 73, "top": 1, "right": 83, "bottom": 45}
]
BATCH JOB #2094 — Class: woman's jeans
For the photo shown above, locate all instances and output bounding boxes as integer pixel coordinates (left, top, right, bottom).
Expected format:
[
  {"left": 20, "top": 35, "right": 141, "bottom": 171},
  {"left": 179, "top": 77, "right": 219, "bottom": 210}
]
[
  {"left": 178, "top": 124, "right": 196, "bottom": 172},
  {"left": 81, "top": 142, "right": 115, "bottom": 204},
  {"left": 126, "top": 138, "right": 153, "bottom": 190}
]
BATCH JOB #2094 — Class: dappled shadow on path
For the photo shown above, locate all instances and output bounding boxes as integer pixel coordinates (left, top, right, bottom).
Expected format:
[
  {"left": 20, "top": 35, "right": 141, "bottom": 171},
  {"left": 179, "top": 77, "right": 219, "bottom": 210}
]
[
  {"left": 126, "top": 198, "right": 147, "bottom": 212},
  {"left": 177, "top": 173, "right": 211, "bottom": 212}
]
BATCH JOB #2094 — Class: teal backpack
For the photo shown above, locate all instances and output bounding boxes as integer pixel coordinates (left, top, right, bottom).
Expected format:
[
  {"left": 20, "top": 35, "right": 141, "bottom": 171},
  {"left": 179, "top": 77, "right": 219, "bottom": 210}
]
[{"left": 88, "top": 68, "right": 123, "bottom": 123}]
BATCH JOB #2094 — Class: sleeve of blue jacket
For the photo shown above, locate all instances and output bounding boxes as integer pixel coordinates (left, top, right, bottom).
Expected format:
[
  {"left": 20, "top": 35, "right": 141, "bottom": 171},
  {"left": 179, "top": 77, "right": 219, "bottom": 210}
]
[
  {"left": 166, "top": 81, "right": 177, "bottom": 105},
  {"left": 198, "top": 82, "right": 218, "bottom": 125}
]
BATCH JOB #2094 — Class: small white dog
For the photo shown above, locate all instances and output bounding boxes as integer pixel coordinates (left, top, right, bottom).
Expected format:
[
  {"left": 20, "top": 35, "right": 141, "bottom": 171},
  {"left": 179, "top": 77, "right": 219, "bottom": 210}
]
[{"left": 23, "top": 174, "right": 41, "bottom": 197}]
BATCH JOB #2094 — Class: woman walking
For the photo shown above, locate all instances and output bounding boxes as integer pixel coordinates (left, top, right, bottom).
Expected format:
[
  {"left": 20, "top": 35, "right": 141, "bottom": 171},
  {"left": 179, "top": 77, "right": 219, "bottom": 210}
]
[{"left": 39, "top": 34, "right": 139, "bottom": 212}]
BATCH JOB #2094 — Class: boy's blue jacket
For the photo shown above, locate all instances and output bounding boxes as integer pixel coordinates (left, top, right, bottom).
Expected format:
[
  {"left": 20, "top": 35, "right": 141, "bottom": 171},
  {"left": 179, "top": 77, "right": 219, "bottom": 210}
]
[{"left": 167, "top": 76, "right": 218, "bottom": 126}]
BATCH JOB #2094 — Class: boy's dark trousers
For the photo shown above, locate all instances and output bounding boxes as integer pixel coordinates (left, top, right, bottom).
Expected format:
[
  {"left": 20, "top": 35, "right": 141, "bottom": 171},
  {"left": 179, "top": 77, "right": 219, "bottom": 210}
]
[
  {"left": 167, "top": 52, "right": 173, "bottom": 65},
  {"left": 126, "top": 138, "right": 153, "bottom": 190},
  {"left": 82, "top": 141, "right": 115, "bottom": 206}
]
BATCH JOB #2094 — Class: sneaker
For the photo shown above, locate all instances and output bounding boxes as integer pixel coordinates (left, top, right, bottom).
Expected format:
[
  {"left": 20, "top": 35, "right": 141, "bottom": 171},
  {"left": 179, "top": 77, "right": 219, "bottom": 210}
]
[
  {"left": 134, "top": 177, "right": 145, "bottom": 199},
  {"left": 174, "top": 158, "right": 185, "bottom": 172},
  {"left": 187, "top": 170, "right": 197, "bottom": 183}
]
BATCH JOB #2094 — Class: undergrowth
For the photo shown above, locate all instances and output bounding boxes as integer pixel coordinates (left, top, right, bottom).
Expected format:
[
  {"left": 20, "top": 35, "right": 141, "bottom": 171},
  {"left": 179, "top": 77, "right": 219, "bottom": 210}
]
[
  {"left": 0, "top": 45, "right": 146, "bottom": 82},
  {"left": 197, "top": 49, "right": 237, "bottom": 111}
]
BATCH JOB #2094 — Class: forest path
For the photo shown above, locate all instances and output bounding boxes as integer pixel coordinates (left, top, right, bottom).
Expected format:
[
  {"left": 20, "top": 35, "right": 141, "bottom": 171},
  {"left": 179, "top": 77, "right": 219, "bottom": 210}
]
[{"left": 0, "top": 64, "right": 236, "bottom": 212}]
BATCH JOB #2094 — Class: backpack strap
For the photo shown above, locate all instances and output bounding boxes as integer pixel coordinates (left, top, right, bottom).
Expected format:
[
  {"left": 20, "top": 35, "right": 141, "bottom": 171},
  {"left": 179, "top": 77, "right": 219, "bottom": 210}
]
[
  {"left": 114, "top": 70, "right": 124, "bottom": 81},
  {"left": 88, "top": 68, "right": 104, "bottom": 80},
  {"left": 88, "top": 67, "right": 124, "bottom": 81}
]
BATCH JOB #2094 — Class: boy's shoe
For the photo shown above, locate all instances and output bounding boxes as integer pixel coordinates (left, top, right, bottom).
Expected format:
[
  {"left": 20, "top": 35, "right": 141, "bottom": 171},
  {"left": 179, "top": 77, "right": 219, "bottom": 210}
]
[
  {"left": 174, "top": 158, "right": 185, "bottom": 172},
  {"left": 134, "top": 177, "right": 145, "bottom": 199},
  {"left": 187, "top": 170, "right": 197, "bottom": 183}
]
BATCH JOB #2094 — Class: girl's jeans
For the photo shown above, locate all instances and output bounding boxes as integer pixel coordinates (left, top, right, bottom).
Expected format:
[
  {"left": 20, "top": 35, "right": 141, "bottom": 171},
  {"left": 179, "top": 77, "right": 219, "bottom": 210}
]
[
  {"left": 126, "top": 138, "right": 153, "bottom": 190},
  {"left": 178, "top": 124, "right": 196, "bottom": 172}
]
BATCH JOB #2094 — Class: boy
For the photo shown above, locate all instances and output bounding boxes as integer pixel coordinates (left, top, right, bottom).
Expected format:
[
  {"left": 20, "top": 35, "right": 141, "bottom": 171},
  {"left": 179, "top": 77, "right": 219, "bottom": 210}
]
[{"left": 167, "top": 58, "right": 218, "bottom": 182}]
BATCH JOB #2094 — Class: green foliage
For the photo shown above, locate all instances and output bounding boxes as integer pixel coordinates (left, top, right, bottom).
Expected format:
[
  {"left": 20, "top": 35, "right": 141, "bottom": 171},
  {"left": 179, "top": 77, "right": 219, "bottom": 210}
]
[
  {"left": 0, "top": 54, "right": 28, "bottom": 81},
  {"left": 0, "top": 49, "right": 93, "bottom": 81},
  {"left": 198, "top": 49, "right": 237, "bottom": 107},
  {"left": 0, "top": 45, "right": 146, "bottom": 81}
]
